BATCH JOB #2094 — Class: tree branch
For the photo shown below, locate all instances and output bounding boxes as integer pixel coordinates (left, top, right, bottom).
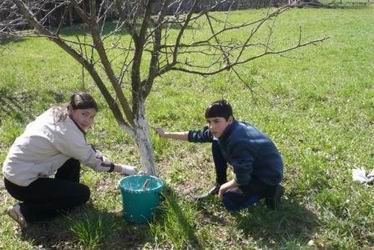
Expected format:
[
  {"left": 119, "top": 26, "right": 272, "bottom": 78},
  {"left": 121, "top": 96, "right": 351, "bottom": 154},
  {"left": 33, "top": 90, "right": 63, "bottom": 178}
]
[
  {"left": 10, "top": 0, "right": 131, "bottom": 131},
  {"left": 143, "top": 0, "right": 168, "bottom": 98},
  {"left": 71, "top": 0, "right": 135, "bottom": 127},
  {"left": 167, "top": 37, "right": 328, "bottom": 76}
]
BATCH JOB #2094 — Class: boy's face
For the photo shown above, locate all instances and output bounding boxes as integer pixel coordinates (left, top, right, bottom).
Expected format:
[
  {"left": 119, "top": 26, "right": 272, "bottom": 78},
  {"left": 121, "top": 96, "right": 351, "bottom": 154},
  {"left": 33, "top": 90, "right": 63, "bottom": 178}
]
[{"left": 206, "top": 116, "right": 233, "bottom": 138}]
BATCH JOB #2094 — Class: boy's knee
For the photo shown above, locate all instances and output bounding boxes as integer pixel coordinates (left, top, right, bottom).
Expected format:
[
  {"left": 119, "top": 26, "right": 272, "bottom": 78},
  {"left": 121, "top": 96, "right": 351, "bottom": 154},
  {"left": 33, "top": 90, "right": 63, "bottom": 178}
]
[
  {"left": 222, "top": 192, "right": 258, "bottom": 212},
  {"left": 222, "top": 193, "right": 240, "bottom": 212}
]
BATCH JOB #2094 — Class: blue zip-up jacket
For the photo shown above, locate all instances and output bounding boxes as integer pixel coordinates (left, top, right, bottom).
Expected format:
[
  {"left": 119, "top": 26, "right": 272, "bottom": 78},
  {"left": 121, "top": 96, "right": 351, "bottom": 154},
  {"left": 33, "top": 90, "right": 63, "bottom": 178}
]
[{"left": 188, "top": 120, "right": 283, "bottom": 187}]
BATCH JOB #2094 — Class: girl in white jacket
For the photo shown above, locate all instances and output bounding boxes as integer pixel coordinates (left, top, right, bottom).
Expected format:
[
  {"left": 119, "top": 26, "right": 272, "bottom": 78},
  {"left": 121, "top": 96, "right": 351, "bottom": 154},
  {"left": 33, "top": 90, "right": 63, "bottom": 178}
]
[{"left": 3, "top": 92, "right": 136, "bottom": 228}]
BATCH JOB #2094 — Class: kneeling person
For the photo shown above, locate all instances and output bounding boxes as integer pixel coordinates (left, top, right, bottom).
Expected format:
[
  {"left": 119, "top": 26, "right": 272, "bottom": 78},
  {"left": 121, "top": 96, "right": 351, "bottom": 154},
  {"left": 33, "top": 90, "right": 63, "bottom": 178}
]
[
  {"left": 156, "top": 100, "right": 284, "bottom": 211},
  {"left": 3, "top": 92, "right": 137, "bottom": 228}
]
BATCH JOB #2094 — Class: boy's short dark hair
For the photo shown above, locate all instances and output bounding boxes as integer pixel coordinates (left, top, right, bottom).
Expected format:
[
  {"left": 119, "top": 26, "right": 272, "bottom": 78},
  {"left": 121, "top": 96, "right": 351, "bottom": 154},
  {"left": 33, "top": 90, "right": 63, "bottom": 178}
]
[{"left": 205, "top": 99, "right": 233, "bottom": 120}]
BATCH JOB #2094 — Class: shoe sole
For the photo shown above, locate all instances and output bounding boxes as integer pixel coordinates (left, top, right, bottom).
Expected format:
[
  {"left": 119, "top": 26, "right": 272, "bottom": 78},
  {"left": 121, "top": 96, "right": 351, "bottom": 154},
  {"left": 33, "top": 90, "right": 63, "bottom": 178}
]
[
  {"left": 7, "top": 206, "right": 27, "bottom": 228},
  {"left": 192, "top": 185, "right": 220, "bottom": 201}
]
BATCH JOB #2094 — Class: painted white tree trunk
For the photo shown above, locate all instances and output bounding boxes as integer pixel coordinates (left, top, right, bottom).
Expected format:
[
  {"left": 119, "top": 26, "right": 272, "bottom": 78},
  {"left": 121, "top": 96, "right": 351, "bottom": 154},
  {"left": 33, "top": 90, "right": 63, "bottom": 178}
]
[{"left": 133, "top": 103, "right": 157, "bottom": 176}]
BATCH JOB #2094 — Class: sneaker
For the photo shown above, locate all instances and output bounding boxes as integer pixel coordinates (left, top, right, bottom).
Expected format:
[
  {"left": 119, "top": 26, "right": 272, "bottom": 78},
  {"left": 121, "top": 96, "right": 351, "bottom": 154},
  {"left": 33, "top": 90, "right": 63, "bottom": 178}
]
[
  {"left": 7, "top": 203, "right": 28, "bottom": 228},
  {"left": 193, "top": 184, "right": 220, "bottom": 201},
  {"left": 265, "top": 185, "right": 284, "bottom": 210}
]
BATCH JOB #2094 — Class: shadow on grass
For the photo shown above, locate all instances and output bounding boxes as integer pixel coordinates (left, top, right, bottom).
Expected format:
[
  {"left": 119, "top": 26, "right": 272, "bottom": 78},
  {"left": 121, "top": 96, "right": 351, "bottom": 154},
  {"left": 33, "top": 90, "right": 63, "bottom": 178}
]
[
  {"left": 0, "top": 36, "right": 26, "bottom": 46},
  {"left": 0, "top": 89, "right": 67, "bottom": 124},
  {"left": 0, "top": 90, "right": 35, "bottom": 123},
  {"left": 144, "top": 186, "right": 202, "bottom": 249},
  {"left": 17, "top": 187, "right": 202, "bottom": 249},
  {"left": 55, "top": 20, "right": 194, "bottom": 38},
  {"left": 232, "top": 199, "right": 319, "bottom": 248},
  {"left": 164, "top": 188, "right": 202, "bottom": 248},
  {"left": 19, "top": 203, "right": 156, "bottom": 249},
  {"left": 194, "top": 196, "right": 319, "bottom": 247},
  {"left": 0, "top": 20, "right": 194, "bottom": 46}
]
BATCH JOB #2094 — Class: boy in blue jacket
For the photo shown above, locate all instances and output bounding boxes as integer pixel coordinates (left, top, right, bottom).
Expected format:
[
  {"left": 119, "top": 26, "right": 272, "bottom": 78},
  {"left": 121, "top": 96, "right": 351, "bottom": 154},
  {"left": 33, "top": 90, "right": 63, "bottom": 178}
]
[{"left": 156, "top": 100, "right": 284, "bottom": 211}]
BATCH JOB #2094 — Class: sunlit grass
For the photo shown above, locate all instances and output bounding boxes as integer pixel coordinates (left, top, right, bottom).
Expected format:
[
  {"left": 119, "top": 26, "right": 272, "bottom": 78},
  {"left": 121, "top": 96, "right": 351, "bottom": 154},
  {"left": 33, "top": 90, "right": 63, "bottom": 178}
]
[
  {"left": 69, "top": 212, "right": 117, "bottom": 249},
  {"left": 0, "top": 6, "right": 373, "bottom": 249}
]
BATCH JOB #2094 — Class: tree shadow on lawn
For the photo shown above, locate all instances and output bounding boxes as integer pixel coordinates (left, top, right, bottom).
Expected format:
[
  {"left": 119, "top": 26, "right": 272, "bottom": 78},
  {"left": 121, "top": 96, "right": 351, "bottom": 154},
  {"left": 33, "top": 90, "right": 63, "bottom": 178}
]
[
  {"left": 160, "top": 187, "right": 203, "bottom": 249},
  {"left": 18, "top": 187, "right": 201, "bottom": 249},
  {"left": 55, "top": 20, "right": 194, "bottom": 38},
  {"left": 0, "top": 36, "right": 26, "bottom": 46},
  {"left": 19, "top": 204, "right": 157, "bottom": 249},
  {"left": 0, "top": 90, "right": 35, "bottom": 124},
  {"left": 195, "top": 197, "right": 319, "bottom": 248},
  {"left": 0, "top": 89, "right": 67, "bottom": 124},
  {"left": 232, "top": 199, "right": 319, "bottom": 248}
]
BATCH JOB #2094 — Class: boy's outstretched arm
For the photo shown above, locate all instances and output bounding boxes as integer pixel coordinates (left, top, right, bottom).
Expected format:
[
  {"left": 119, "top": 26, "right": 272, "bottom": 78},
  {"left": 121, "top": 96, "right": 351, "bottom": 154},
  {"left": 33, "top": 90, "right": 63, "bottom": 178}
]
[{"left": 155, "top": 128, "right": 189, "bottom": 141}]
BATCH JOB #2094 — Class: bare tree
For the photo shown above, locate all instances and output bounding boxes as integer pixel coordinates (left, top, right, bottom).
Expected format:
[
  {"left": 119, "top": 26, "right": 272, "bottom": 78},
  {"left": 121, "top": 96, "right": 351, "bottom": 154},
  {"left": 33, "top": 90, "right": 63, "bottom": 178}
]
[{"left": 0, "top": 0, "right": 326, "bottom": 175}]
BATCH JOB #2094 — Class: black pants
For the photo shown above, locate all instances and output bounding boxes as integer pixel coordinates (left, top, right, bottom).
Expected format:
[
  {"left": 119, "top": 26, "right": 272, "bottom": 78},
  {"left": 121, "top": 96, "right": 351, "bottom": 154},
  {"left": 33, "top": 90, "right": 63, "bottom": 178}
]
[{"left": 4, "top": 158, "right": 90, "bottom": 223}]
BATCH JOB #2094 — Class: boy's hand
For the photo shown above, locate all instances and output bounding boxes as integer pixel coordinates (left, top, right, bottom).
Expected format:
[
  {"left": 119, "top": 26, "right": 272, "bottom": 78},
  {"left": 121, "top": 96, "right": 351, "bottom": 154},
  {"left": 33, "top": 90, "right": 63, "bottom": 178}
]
[
  {"left": 155, "top": 127, "right": 165, "bottom": 137},
  {"left": 218, "top": 183, "right": 230, "bottom": 200},
  {"left": 154, "top": 128, "right": 188, "bottom": 141},
  {"left": 218, "top": 179, "right": 239, "bottom": 200}
]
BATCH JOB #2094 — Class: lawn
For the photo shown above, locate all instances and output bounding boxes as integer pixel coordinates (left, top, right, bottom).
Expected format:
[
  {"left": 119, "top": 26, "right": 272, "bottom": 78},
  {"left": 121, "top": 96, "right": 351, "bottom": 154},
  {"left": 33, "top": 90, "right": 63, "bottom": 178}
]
[{"left": 0, "top": 6, "right": 373, "bottom": 249}]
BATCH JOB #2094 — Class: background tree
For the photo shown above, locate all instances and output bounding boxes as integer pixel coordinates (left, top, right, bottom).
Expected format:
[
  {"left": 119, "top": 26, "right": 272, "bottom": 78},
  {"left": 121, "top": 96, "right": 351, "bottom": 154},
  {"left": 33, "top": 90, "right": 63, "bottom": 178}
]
[{"left": 0, "top": 0, "right": 326, "bottom": 175}]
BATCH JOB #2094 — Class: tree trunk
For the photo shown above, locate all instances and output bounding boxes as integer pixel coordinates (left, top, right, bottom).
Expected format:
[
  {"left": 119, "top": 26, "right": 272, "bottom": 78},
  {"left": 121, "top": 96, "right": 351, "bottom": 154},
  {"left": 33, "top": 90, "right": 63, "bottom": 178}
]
[{"left": 133, "top": 102, "right": 157, "bottom": 176}]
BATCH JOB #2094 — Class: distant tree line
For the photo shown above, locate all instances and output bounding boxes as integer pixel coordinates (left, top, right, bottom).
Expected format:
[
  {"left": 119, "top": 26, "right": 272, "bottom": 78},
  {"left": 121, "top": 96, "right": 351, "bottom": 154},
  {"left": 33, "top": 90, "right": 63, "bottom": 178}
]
[
  {"left": 1, "top": 0, "right": 290, "bottom": 31},
  {"left": 1, "top": 0, "right": 103, "bottom": 30}
]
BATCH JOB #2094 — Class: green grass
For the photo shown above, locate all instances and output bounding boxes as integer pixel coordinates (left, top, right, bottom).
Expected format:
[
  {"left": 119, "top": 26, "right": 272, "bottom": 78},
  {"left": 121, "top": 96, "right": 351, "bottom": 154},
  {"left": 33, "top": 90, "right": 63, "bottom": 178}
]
[
  {"left": 69, "top": 211, "right": 118, "bottom": 249},
  {"left": 1, "top": 6, "right": 374, "bottom": 249}
]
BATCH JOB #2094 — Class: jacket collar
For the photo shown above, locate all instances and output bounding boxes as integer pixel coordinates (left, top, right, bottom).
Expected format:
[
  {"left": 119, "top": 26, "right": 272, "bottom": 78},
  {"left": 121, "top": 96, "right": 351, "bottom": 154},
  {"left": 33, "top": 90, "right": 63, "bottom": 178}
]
[
  {"left": 218, "top": 120, "right": 238, "bottom": 143},
  {"left": 68, "top": 115, "right": 87, "bottom": 136}
]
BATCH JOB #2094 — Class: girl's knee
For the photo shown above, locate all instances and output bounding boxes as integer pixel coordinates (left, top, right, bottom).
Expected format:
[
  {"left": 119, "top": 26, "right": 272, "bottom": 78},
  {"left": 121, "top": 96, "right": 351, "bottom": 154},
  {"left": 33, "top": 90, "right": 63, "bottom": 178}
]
[{"left": 79, "top": 184, "right": 90, "bottom": 203}]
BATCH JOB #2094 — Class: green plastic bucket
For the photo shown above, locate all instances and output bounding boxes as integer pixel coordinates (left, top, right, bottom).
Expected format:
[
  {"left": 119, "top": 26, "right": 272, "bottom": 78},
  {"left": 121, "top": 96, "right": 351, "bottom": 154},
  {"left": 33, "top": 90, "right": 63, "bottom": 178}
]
[{"left": 118, "top": 175, "right": 164, "bottom": 224}]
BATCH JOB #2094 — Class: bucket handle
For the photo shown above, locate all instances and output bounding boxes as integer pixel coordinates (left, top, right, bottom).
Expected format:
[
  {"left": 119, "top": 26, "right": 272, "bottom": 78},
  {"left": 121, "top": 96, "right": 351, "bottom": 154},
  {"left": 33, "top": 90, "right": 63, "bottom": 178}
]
[{"left": 142, "top": 179, "right": 150, "bottom": 190}]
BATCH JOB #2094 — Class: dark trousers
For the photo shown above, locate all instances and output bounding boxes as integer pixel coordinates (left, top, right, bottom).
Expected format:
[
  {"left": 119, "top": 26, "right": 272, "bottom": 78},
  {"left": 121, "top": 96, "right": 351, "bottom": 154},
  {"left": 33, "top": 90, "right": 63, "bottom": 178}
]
[
  {"left": 212, "top": 140, "right": 277, "bottom": 211},
  {"left": 212, "top": 140, "right": 228, "bottom": 185},
  {"left": 4, "top": 158, "right": 90, "bottom": 223}
]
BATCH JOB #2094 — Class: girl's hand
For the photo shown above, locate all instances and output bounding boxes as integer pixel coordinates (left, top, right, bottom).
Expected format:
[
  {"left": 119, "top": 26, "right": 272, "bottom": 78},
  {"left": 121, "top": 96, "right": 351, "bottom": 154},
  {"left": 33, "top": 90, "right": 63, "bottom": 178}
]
[
  {"left": 95, "top": 152, "right": 115, "bottom": 172},
  {"left": 117, "top": 164, "right": 137, "bottom": 176}
]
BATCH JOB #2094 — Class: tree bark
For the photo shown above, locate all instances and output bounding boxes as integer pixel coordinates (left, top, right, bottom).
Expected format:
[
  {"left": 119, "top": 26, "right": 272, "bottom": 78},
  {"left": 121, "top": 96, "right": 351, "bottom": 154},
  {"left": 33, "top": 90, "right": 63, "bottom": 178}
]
[{"left": 133, "top": 101, "right": 156, "bottom": 176}]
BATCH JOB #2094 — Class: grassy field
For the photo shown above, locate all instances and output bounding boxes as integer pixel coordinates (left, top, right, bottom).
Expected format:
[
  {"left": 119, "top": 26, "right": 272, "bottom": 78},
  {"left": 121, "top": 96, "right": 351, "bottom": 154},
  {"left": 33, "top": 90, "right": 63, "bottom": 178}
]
[{"left": 1, "top": 6, "right": 373, "bottom": 249}]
